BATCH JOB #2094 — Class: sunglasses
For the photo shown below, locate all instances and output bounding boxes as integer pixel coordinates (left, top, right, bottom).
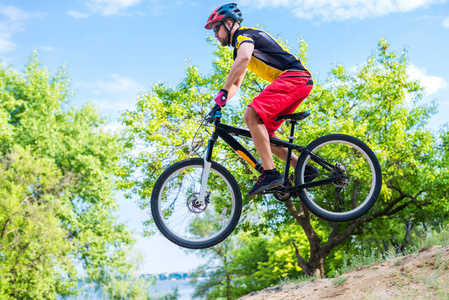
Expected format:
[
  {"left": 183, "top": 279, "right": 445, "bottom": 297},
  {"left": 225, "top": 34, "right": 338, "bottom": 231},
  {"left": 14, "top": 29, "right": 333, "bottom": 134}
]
[{"left": 212, "top": 24, "right": 222, "bottom": 34}]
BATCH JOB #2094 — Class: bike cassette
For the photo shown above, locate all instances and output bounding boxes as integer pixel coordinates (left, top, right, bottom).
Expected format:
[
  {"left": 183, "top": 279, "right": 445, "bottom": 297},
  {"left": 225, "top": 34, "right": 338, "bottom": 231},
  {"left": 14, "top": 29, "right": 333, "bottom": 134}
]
[{"left": 331, "top": 163, "right": 349, "bottom": 188}]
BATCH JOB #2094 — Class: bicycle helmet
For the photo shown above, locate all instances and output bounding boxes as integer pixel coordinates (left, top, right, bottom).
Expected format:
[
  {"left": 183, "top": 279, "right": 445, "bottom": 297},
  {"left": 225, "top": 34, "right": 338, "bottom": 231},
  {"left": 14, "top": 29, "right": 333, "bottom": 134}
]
[{"left": 205, "top": 3, "right": 243, "bottom": 30}]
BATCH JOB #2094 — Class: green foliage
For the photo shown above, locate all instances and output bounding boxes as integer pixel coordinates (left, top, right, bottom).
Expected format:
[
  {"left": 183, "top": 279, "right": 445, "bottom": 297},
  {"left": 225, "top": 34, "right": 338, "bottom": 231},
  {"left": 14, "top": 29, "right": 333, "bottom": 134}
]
[
  {"left": 416, "top": 224, "right": 449, "bottom": 249},
  {"left": 332, "top": 277, "right": 347, "bottom": 286},
  {"left": 301, "top": 38, "right": 448, "bottom": 261},
  {"left": 118, "top": 36, "right": 310, "bottom": 236},
  {"left": 0, "top": 148, "right": 76, "bottom": 299},
  {"left": 189, "top": 233, "right": 270, "bottom": 300},
  {"left": 225, "top": 233, "right": 271, "bottom": 296},
  {"left": 119, "top": 34, "right": 449, "bottom": 297},
  {"left": 190, "top": 239, "right": 236, "bottom": 300},
  {"left": 253, "top": 224, "right": 308, "bottom": 281},
  {"left": 334, "top": 224, "right": 449, "bottom": 278},
  {"left": 0, "top": 53, "right": 146, "bottom": 299},
  {"left": 89, "top": 250, "right": 156, "bottom": 300},
  {"left": 119, "top": 38, "right": 259, "bottom": 235}
]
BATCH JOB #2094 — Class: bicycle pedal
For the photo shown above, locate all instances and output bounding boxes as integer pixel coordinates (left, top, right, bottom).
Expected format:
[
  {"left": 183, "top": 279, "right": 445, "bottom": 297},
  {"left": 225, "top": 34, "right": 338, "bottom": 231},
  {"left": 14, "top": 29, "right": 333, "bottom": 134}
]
[{"left": 263, "top": 185, "right": 286, "bottom": 193}]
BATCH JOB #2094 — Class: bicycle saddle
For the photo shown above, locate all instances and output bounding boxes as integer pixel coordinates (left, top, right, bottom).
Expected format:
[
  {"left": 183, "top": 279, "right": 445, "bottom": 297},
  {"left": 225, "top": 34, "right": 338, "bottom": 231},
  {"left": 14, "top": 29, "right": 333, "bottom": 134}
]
[{"left": 275, "top": 111, "right": 311, "bottom": 122}]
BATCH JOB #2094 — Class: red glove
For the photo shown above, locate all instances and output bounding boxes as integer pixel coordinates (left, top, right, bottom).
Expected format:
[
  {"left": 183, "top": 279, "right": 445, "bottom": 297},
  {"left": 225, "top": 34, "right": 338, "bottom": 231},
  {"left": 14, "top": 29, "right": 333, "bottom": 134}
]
[{"left": 214, "top": 89, "right": 228, "bottom": 107}]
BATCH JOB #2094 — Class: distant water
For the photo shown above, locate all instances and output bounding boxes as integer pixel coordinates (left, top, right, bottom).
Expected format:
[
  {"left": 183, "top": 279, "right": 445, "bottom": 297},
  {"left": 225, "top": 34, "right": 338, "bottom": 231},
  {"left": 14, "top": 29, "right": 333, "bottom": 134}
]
[
  {"left": 63, "top": 279, "right": 195, "bottom": 299},
  {"left": 154, "top": 279, "right": 195, "bottom": 300}
]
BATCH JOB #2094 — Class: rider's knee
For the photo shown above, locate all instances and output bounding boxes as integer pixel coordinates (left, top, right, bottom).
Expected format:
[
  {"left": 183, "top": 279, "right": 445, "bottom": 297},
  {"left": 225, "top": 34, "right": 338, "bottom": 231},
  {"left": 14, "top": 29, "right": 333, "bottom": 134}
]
[{"left": 243, "top": 106, "right": 258, "bottom": 125}]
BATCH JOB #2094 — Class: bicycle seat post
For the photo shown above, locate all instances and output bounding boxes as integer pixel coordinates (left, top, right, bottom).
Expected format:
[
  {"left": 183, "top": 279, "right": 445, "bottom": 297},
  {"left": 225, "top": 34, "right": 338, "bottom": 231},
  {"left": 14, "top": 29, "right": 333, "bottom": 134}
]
[
  {"left": 286, "top": 120, "right": 297, "bottom": 143},
  {"left": 283, "top": 120, "right": 297, "bottom": 181}
]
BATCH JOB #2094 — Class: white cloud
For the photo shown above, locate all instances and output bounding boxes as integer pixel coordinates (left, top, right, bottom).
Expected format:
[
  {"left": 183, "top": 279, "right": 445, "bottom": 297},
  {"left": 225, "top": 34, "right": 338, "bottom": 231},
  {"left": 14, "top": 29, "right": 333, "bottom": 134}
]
[
  {"left": 443, "top": 17, "right": 449, "bottom": 28},
  {"left": 0, "top": 37, "right": 16, "bottom": 54},
  {"left": 82, "top": 74, "right": 144, "bottom": 114},
  {"left": 0, "top": 5, "right": 38, "bottom": 54},
  {"left": 68, "top": 10, "right": 89, "bottom": 19},
  {"left": 38, "top": 46, "right": 56, "bottom": 51},
  {"left": 0, "top": 5, "right": 33, "bottom": 21},
  {"left": 102, "top": 121, "right": 126, "bottom": 134},
  {"left": 91, "top": 98, "right": 136, "bottom": 112},
  {"left": 85, "top": 0, "right": 167, "bottom": 16},
  {"left": 91, "top": 74, "right": 144, "bottom": 94},
  {"left": 87, "top": 0, "right": 143, "bottom": 16},
  {"left": 239, "top": 0, "right": 447, "bottom": 21},
  {"left": 408, "top": 64, "right": 447, "bottom": 95}
]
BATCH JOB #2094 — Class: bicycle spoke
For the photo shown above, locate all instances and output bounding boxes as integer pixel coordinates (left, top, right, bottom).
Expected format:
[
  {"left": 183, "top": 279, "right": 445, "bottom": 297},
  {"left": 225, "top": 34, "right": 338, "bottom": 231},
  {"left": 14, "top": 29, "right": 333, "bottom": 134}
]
[
  {"left": 297, "top": 135, "right": 380, "bottom": 221},
  {"left": 157, "top": 163, "right": 237, "bottom": 243}
]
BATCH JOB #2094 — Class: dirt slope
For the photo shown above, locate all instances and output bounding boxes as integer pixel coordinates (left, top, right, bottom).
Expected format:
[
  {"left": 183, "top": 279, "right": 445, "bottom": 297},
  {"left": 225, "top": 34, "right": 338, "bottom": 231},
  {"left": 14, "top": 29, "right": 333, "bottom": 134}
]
[{"left": 238, "top": 245, "right": 449, "bottom": 300}]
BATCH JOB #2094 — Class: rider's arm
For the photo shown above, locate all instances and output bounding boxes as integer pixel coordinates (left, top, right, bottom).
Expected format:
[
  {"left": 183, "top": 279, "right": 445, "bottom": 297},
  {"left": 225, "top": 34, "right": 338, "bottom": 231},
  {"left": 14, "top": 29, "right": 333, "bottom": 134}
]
[{"left": 223, "top": 42, "right": 254, "bottom": 99}]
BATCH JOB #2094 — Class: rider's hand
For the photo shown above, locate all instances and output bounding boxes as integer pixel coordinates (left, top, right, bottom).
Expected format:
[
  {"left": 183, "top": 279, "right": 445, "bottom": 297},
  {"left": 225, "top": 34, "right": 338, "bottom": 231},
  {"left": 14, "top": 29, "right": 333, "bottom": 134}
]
[{"left": 214, "top": 89, "right": 228, "bottom": 107}]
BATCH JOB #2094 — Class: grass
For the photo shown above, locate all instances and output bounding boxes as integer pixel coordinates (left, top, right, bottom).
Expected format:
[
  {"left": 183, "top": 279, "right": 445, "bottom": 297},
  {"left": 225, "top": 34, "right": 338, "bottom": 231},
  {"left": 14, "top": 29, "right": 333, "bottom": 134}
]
[
  {"left": 334, "top": 224, "right": 449, "bottom": 278},
  {"left": 416, "top": 224, "right": 449, "bottom": 249},
  {"left": 412, "top": 250, "right": 449, "bottom": 298},
  {"left": 277, "top": 275, "right": 316, "bottom": 286},
  {"left": 332, "top": 245, "right": 415, "bottom": 278},
  {"left": 385, "top": 249, "right": 449, "bottom": 299},
  {"left": 332, "top": 277, "right": 347, "bottom": 286},
  {"left": 277, "top": 224, "right": 449, "bottom": 288},
  {"left": 394, "top": 258, "right": 403, "bottom": 266}
]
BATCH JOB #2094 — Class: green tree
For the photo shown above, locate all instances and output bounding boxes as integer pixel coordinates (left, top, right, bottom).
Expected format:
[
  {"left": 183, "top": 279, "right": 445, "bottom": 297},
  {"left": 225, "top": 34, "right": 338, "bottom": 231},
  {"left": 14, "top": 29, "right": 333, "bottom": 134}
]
[
  {"left": 0, "top": 54, "right": 151, "bottom": 299},
  {"left": 119, "top": 37, "right": 448, "bottom": 281},
  {"left": 190, "top": 232, "right": 271, "bottom": 300},
  {"left": 280, "top": 39, "right": 448, "bottom": 277},
  {"left": 189, "top": 222, "right": 344, "bottom": 299},
  {"left": 190, "top": 239, "right": 235, "bottom": 300},
  {"left": 229, "top": 233, "right": 271, "bottom": 296},
  {"left": 0, "top": 148, "right": 76, "bottom": 299}
]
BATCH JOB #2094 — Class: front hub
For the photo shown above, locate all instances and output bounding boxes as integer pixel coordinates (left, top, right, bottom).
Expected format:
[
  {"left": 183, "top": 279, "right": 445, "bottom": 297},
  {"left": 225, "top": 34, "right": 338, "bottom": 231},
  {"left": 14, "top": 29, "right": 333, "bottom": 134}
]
[{"left": 186, "top": 192, "right": 209, "bottom": 214}]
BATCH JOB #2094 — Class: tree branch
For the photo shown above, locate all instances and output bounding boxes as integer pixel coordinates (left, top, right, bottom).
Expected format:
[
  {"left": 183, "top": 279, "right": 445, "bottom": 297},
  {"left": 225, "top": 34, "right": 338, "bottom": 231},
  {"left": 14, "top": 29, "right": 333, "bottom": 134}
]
[
  {"left": 292, "top": 242, "right": 312, "bottom": 276},
  {"left": 328, "top": 222, "right": 340, "bottom": 241},
  {"left": 1, "top": 218, "right": 11, "bottom": 240}
]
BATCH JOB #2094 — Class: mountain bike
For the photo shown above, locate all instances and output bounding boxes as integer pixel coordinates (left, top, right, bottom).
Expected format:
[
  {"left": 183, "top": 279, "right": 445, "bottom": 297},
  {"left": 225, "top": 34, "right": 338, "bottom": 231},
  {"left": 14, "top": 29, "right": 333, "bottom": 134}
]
[{"left": 151, "top": 105, "right": 382, "bottom": 249}]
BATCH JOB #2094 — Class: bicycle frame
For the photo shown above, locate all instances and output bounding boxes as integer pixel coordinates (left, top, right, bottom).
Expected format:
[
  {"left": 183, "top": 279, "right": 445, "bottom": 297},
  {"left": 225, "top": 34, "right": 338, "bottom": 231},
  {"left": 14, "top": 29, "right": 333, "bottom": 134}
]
[
  {"left": 152, "top": 108, "right": 382, "bottom": 248},
  {"left": 200, "top": 110, "right": 340, "bottom": 198}
]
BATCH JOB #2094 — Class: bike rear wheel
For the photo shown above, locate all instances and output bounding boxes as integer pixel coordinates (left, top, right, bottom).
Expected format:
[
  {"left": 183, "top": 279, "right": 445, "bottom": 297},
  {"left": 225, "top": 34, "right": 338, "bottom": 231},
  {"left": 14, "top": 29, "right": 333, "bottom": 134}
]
[
  {"left": 295, "top": 134, "right": 382, "bottom": 222},
  {"left": 151, "top": 158, "right": 242, "bottom": 249}
]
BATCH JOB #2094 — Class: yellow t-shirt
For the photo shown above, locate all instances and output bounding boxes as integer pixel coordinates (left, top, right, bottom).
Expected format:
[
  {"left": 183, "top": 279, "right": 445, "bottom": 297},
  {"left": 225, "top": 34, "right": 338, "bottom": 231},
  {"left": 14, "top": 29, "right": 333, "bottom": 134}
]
[{"left": 232, "top": 27, "right": 310, "bottom": 83}]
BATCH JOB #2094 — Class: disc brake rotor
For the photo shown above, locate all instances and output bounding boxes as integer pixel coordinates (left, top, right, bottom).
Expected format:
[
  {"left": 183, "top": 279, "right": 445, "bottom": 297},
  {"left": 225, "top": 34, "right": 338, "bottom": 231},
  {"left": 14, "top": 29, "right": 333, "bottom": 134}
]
[{"left": 186, "top": 192, "right": 209, "bottom": 214}]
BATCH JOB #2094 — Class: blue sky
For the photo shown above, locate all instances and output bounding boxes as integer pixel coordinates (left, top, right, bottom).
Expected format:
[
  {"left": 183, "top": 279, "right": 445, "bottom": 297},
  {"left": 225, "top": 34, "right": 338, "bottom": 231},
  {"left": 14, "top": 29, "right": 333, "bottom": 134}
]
[{"left": 1, "top": 0, "right": 448, "bottom": 274}]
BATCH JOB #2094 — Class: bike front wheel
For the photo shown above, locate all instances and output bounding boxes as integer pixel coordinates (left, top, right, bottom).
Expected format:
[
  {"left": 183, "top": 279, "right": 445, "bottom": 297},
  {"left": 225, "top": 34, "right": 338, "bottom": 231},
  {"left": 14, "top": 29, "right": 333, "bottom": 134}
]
[
  {"left": 151, "top": 158, "right": 242, "bottom": 249},
  {"left": 295, "top": 134, "right": 382, "bottom": 222}
]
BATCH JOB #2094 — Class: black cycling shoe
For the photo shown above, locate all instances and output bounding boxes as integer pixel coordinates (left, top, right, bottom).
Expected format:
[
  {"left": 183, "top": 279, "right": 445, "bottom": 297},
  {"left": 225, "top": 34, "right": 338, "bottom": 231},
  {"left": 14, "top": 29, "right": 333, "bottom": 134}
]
[{"left": 248, "top": 170, "right": 284, "bottom": 198}]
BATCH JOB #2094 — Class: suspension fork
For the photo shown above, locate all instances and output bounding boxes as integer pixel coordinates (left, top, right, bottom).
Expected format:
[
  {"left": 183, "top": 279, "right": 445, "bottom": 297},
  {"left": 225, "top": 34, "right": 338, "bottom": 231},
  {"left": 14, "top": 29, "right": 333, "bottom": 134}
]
[{"left": 198, "top": 128, "right": 218, "bottom": 205}]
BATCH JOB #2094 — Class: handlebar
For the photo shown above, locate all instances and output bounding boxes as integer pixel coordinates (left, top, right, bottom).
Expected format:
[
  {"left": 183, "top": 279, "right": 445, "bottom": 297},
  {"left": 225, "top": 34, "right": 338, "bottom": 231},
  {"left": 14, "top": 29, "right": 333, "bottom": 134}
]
[
  {"left": 190, "top": 104, "right": 223, "bottom": 155},
  {"left": 204, "top": 104, "right": 222, "bottom": 124}
]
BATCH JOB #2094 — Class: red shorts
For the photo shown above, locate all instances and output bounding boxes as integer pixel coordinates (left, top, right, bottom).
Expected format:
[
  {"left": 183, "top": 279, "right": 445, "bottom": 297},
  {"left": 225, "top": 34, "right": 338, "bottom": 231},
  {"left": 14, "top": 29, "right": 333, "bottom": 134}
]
[{"left": 248, "top": 71, "right": 313, "bottom": 136}]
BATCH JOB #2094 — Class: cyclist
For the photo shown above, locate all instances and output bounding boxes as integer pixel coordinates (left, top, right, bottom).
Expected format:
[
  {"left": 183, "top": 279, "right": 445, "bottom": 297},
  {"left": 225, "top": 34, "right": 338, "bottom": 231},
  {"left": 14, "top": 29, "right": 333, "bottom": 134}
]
[{"left": 205, "top": 3, "right": 314, "bottom": 197}]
